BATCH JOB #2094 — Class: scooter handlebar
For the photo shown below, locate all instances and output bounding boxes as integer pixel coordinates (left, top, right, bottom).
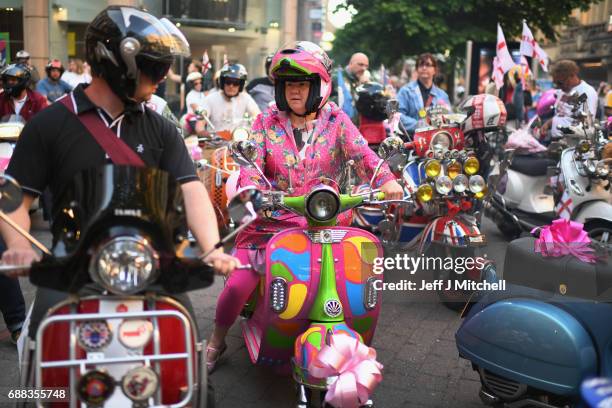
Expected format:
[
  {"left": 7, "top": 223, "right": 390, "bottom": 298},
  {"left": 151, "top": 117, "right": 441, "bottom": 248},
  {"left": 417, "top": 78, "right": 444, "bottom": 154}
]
[{"left": 0, "top": 263, "right": 31, "bottom": 274}]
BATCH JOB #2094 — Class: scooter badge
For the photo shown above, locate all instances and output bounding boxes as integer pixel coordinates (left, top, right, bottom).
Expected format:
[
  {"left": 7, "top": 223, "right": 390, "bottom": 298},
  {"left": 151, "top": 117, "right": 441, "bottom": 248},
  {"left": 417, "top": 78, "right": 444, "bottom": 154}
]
[
  {"left": 77, "top": 370, "right": 115, "bottom": 405},
  {"left": 324, "top": 299, "right": 343, "bottom": 318},
  {"left": 78, "top": 320, "right": 112, "bottom": 351},
  {"left": 121, "top": 367, "right": 159, "bottom": 402},
  {"left": 118, "top": 319, "right": 153, "bottom": 349}
]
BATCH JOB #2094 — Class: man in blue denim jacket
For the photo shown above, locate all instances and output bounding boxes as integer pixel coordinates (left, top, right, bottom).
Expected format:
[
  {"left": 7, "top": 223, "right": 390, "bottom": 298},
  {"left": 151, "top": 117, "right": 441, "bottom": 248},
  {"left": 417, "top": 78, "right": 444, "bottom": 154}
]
[
  {"left": 398, "top": 53, "right": 450, "bottom": 135},
  {"left": 330, "top": 52, "right": 369, "bottom": 124}
]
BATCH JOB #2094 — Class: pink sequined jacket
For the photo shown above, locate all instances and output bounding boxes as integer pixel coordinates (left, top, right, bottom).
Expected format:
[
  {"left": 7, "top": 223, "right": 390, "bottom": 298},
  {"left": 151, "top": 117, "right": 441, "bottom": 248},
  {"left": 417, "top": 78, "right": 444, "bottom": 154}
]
[{"left": 235, "top": 101, "right": 395, "bottom": 249}]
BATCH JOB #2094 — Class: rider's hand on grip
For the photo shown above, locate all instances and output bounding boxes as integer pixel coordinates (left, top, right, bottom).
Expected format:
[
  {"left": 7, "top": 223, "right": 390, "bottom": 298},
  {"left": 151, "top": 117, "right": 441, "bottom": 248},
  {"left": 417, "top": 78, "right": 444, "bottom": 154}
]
[
  {"left": 1, "top": 245, "right": 39, "bottom": 277},
  {"left": 380, "top": 179, "right": 403, "bottom": 200},
  {"left": 203, "top": 250, "right": 240, "bottom": 277}
]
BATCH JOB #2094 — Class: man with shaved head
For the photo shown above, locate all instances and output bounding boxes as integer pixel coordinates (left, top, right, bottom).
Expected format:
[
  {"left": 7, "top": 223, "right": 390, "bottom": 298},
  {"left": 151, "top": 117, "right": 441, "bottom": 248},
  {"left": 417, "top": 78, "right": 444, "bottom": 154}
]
[
  {"left": 331, "top": 52, "right": 370, "bottom": 123},
  {"left": 546, "top": 59, "right": 597, "bottom": 139}
]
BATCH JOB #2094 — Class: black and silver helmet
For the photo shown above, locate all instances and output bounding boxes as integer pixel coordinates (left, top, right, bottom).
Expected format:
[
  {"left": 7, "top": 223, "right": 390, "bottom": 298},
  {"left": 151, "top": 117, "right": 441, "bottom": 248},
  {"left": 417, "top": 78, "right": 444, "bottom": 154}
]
[
  {"left": 1, "top": 63, "right": 31, "bottom": 97},
  {"left": 85, "top": 6, "right": 190, "bottom": 104},
  {"left": 219, "top": 63, "right": 248, "bottom": 92}
]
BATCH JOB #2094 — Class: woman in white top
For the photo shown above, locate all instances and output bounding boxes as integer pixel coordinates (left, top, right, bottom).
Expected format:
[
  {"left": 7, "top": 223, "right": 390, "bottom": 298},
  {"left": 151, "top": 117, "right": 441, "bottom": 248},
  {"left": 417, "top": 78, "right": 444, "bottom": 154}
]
[
  {"left": 61, "top": 58, "right": 92, "bottom": 88},
  {"left": 185, "top": 72, "right": 206, "bottom": 114}
]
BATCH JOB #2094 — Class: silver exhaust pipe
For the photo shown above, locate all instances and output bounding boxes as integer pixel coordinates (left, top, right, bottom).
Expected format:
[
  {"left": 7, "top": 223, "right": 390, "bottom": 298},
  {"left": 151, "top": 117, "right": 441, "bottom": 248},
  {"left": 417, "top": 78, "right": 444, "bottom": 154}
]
[{"left": 479, "top": 387, "right": 500, "bottom": 405}]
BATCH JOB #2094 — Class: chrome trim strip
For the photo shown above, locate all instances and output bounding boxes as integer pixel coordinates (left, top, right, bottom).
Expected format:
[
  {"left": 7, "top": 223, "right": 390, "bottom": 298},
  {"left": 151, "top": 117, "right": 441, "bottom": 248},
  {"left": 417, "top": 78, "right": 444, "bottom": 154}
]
[
  {"left": 148, "top": 296, "right": 162, "bottom": 405},
  {"left": 41, "top": 352, "right": 189, "bottom": 368},
  {"left": 305, "top": 229, "right": 349, "bottom": 244},
  {"left": 69, "top": 301, "right": 77, "bottom": 408}
]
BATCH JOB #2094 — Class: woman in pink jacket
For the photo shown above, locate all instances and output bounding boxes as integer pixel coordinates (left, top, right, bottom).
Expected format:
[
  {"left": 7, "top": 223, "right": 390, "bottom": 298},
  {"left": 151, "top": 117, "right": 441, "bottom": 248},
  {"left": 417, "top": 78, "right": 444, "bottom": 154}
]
[{"left": 206, "top": 41, "right": 403, "bottom": 370}]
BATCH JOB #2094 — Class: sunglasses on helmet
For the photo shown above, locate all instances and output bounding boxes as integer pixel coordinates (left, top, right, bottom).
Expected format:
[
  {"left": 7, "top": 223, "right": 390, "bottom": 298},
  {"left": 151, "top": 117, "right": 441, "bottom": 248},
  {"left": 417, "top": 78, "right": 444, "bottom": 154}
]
[
  {"left": 224, "top": 79, "right": 241, "bottom": 86},
  {"left": 137, "top": 57, "right": 172, "bottom": 84}
]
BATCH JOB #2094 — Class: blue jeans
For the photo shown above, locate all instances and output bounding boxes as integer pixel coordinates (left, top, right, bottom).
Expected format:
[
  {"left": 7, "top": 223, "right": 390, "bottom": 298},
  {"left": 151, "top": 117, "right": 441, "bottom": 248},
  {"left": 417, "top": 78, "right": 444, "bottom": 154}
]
[{"left": 0, "top": 240, "right": 26, "bottom": 333}]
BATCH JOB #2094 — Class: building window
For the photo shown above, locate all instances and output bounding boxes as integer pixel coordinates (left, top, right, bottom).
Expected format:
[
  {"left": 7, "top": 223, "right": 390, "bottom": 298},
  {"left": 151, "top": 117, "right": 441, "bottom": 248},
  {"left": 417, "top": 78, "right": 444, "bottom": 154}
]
[{"left": 165, "top": 0, "right": 246, "bottom": 27}]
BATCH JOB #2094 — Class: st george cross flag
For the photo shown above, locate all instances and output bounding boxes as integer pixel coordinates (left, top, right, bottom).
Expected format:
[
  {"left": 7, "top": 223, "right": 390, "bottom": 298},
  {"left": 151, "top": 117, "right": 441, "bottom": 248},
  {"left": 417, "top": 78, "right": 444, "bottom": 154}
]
[
  {"left": 492, "top": 57, "right": 505, "bottom": 89},
  {"left": 520, "top": 21, "right": 549, "bottom": 72},
  {"left": 202, "top": 50, "right": 212, "bottom": 74},
  {"left": 496, "top": 24, "right": 516, "bottom": 73},
  {"left": 492, "top": 24, "right": 516, "bottom": 89}
]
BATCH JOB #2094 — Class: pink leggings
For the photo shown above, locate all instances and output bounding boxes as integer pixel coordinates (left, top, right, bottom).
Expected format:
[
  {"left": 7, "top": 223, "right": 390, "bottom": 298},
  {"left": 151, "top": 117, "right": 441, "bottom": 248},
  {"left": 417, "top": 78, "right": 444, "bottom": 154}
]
[{"left": 215, "top": 249, "right": 261, "bottom": 328}]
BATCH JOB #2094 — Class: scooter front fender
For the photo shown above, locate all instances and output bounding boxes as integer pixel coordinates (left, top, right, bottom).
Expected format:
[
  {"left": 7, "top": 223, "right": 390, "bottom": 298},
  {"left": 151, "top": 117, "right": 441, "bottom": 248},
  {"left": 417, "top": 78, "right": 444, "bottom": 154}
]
[
  {"left": 293, "top": 322, "right": 363, "bottom": 387},
  {"left": 456, "top": 298, "right": 597, "bottom": 396}
]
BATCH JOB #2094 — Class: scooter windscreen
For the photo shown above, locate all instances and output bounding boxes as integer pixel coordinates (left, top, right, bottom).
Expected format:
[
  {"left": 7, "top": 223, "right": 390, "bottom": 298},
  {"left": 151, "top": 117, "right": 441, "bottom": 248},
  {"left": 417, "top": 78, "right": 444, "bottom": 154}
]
[
  {"left": 51, "top": 165, "right": 185, "bottom": 248},
  {"left": 32, "top": 165, "right": 213, "bottom": 294}
]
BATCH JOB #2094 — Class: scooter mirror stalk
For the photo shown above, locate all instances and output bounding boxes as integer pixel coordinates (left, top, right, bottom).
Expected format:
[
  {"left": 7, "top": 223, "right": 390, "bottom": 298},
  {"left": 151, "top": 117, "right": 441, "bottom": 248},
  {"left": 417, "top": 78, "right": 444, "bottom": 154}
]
[
  {"left": 0, "top": 175, "right": 51, "bottom": 256},
  {"left": 230, "top": 140, "right": 274, "bottom": 190}
]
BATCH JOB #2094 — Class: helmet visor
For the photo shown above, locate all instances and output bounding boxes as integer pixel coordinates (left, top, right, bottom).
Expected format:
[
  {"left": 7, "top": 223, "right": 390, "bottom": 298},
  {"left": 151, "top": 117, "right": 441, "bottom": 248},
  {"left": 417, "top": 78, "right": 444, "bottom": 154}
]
[
  {"left": 117, "top": 7, "right": 190, "bottom": 59},
  {"left": 136, "top": 55, "right": 171, "bottom": 84}
]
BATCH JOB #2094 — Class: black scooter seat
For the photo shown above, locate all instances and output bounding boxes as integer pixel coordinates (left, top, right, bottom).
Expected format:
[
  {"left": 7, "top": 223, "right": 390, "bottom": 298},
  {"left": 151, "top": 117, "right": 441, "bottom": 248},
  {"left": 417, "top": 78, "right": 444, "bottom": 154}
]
[
  {"left": 504, "top": 237, "right": 612, "bottom": 301},
  {"left": 509, "top": 155, "right": 557, "bottom": 177}
]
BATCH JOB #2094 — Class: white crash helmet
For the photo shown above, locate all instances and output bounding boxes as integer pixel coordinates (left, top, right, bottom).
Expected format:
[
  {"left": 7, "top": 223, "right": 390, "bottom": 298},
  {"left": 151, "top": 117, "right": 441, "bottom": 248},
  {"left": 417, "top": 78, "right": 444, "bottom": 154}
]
[
  {"left": 459, "top": 94, "right": 507, "bottom": 134},
  {"left": 186, "top": 71, "right": 203, "bottom": 84}
]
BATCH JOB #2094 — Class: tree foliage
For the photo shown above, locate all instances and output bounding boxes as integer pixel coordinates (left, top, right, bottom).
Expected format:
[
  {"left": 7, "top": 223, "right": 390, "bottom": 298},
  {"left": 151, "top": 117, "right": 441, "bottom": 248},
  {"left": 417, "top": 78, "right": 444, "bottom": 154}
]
[{"left": 330, "top": 0, "right": 601, "bottom": 67}]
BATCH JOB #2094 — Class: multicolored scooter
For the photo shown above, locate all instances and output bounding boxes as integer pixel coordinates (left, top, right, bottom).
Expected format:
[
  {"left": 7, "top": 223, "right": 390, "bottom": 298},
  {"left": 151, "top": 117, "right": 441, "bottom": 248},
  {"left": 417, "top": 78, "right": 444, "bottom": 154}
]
[{"left": 231, "top": 141, "right": 409, "bottom": 407}]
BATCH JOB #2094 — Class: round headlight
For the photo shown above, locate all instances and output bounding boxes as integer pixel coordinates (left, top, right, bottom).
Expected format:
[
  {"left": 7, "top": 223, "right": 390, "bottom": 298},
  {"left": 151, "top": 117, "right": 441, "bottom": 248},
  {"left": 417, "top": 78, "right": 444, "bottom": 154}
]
[
  {"left": 585, "top": 160, "right": 597, "bottom": 173},
  {"left": 425, "top": 160, "right": 441, "bottom": 178},
  {"left": 474, "top": 186, "right": 488, "bottom": 199},
  {"left": 306, "top": 188, "right": 340, "bottom": 222},
  {"left": 469, "top": 175, "right": 486, "bottom": 193},
  {"left": 232, "top": 127, "right": 250, "bottom": 142},
  {"left": 431, "top": 131, "right": 452, "bottom": 153},
  {"left": 89, "top": 236, "right": 159, "bottom": 295},
  {"left": 464, "top": 157, "right": 480, "bottom": 175},
  {"left": 435, "top": 176, "right": 453, "bottom": 195},
  {"left": 453, "top": 174, "right": 469, "bottom": 193},
  {"left": 578, "top": 140, "right": 591, "bottom": 154},
  {"left": 417, "top": 184, "right": 433, "bottom": 202},
  {"left": 447, "top": 160, "right": 462, "bottom": 179},
  {"left": 596, "top": 161, "right": 610, "bottom": 177}
]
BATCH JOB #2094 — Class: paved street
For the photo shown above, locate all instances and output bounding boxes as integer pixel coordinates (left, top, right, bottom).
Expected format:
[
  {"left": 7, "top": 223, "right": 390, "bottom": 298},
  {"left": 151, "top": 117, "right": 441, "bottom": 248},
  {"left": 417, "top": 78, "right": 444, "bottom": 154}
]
[{"left": 0, "top": 212, "right": 509, "bottom": 407}]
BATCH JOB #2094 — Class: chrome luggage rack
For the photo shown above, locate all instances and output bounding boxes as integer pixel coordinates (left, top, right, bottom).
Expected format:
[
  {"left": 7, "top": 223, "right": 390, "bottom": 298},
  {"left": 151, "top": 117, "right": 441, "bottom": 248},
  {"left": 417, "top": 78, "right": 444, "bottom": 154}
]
[{"left": 34, "top": 297, "right": 198, "bottom": 408}]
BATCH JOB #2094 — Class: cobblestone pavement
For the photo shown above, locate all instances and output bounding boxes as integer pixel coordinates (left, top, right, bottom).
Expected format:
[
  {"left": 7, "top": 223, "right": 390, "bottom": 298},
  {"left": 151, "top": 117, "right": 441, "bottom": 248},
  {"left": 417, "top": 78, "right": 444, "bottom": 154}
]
[{"left": 0, "top": 214, "right": 509, "bottom": 407}]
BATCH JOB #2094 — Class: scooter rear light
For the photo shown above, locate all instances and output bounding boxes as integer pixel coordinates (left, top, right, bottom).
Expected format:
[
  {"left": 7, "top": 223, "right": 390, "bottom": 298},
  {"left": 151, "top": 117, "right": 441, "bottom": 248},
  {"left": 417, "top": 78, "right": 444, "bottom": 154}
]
[
  {"left": 364, "top": 277, "right": 379, "bottom": 310},
  {"left": 270, "top": 278, "right": 288, "bottom": 313}
]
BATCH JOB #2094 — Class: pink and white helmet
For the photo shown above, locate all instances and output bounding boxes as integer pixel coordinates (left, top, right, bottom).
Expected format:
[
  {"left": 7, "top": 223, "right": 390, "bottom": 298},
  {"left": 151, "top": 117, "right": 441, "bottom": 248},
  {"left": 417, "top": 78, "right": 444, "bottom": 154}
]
[
  {"left": 459, "top": 94, "right": 507, "bottom": 134},
  {"left": 536, "top": 89, "right": 557, "bottom": 119},
  {"left": 270, "top": 41, "right": 333, "bottom": 114}
]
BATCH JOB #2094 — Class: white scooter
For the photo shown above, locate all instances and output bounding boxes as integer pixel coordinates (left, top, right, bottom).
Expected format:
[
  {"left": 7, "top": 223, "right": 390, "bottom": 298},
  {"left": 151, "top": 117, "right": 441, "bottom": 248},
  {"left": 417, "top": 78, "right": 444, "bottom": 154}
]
[{"left": 486, "top": 93, "right": 612, "bottom": 245}]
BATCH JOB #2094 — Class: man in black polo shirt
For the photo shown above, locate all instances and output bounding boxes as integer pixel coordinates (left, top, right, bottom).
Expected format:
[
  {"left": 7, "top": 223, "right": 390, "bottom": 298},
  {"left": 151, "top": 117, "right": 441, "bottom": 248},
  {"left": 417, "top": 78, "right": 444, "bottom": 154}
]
[{"left": 0, "top": 7, "right": 239, "bottom": 337}]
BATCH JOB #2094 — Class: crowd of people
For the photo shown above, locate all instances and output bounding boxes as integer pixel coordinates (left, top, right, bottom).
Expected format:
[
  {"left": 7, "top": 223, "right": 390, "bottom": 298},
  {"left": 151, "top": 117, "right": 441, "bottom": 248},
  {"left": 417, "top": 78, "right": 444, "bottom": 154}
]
[{"left": 0, "top": 6, "right": 610, "bottom": 373}]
